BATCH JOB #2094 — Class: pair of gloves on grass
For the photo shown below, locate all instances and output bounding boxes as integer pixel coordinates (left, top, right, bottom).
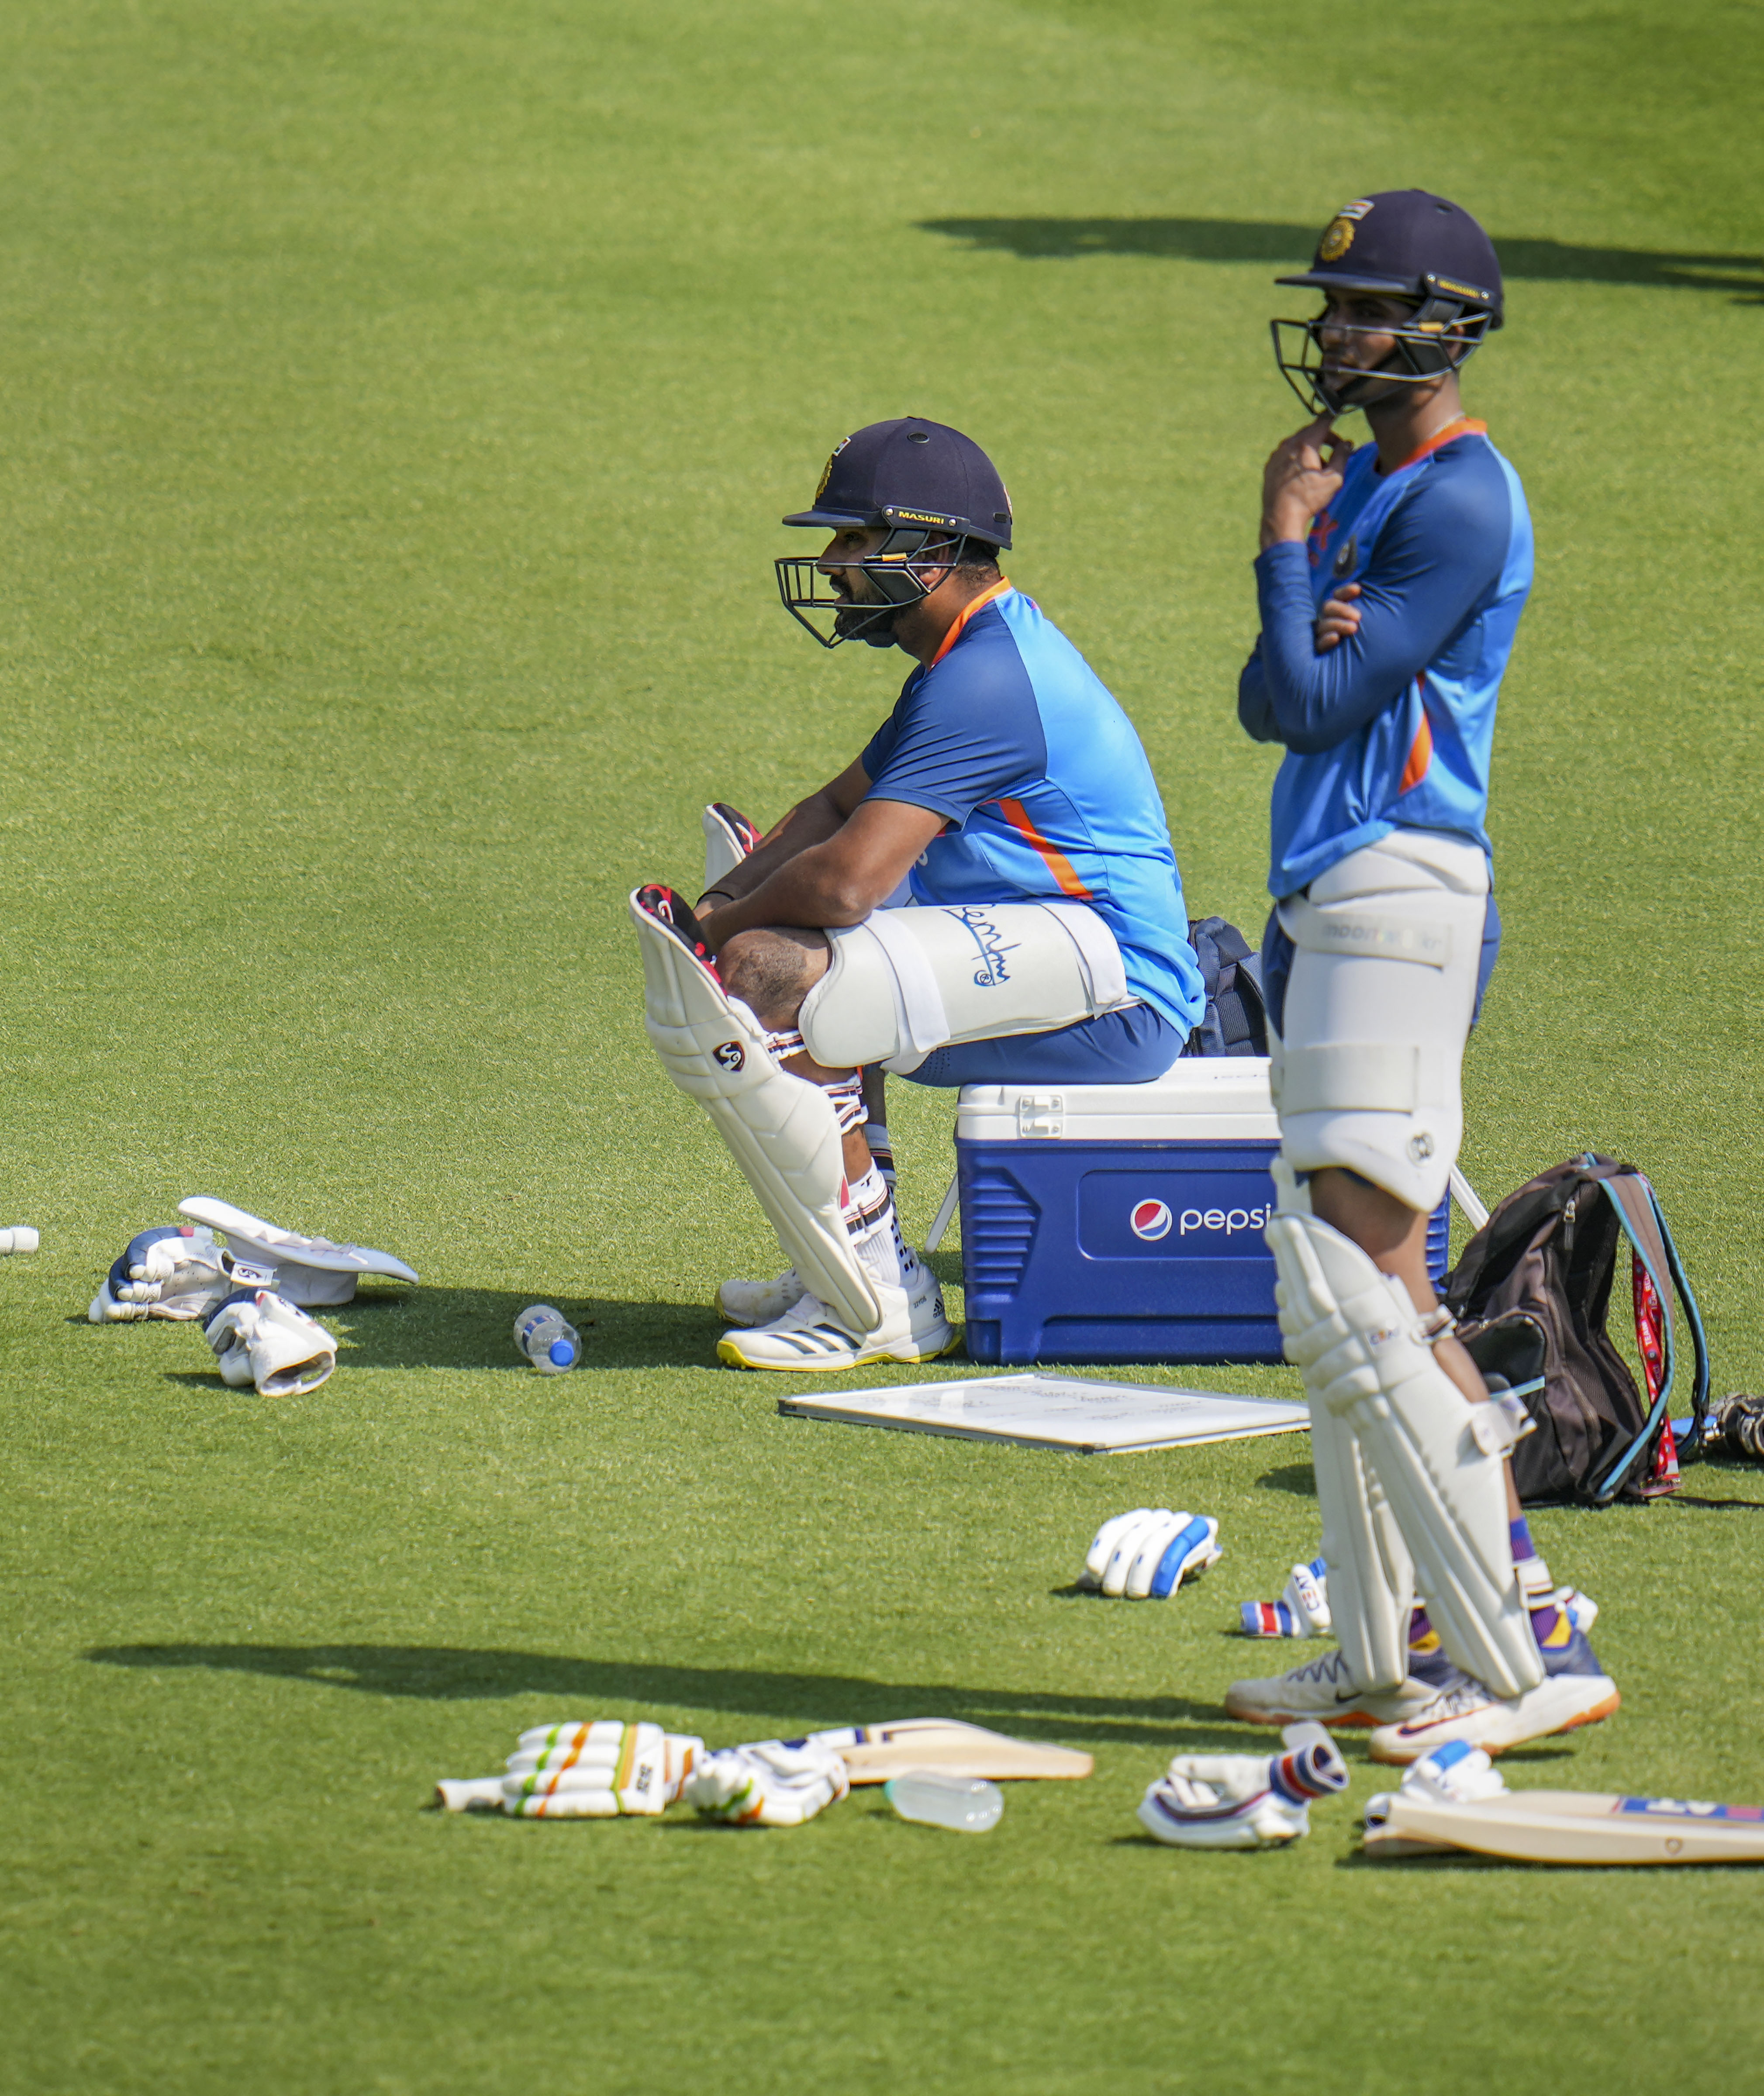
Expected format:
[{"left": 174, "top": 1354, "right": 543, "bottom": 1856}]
[
  {"left": 438, "top": 1720, "right": 852, "bottom": 1828},
  {"left": 90, "top": 1200, "right": 418, "bottom": 1398}
]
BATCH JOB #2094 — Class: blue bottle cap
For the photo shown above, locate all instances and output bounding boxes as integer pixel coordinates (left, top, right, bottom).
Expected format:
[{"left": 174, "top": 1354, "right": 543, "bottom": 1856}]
[{"left": 548, "top": 1338, "right": 576, "bottom": 1368}]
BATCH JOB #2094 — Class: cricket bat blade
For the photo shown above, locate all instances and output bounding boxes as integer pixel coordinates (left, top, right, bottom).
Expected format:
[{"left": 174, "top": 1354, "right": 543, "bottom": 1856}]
[
  {"left": 811, "top": 1718, "right": 1092, "bottom": 1784},
  {"left": 1372, "top": 1789, "right": 1764, "bottom": 1865}
]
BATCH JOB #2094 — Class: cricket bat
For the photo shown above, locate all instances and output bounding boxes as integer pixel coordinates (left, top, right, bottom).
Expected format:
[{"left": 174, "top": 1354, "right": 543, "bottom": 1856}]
[
  {"left": 808, "top": 1719, "right": 1092, "bottom": 1785},
  {"left": 1367, "top": 1789, "right": 1764, "bottom": 1865}
]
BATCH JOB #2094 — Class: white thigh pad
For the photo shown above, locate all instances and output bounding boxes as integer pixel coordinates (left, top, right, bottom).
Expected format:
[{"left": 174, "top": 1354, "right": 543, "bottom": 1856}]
[
  {"left": 630, "top": 890, "right": 880, "bottom": 1335},
  {"left": 798, "top": 901, "right": 1132, "bottom": 1076},
  {"left": 1275, "top": 830, "right": 1489, "bottom": 1211},
  {"left": 1266, "top": 1209, "right": 1542, "bottom": 1699}
]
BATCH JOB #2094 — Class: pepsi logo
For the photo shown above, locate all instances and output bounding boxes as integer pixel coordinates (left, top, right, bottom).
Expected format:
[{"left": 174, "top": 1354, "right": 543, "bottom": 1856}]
[{"left": 1130, "top": 1200, "right": 1173, "bottom": 1241}]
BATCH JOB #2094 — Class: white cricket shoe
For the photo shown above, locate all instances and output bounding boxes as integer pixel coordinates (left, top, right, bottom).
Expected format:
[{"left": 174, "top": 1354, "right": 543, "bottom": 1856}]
[
  {"left": 1224, "top": 1646, "right": 1437, "bottom": 1729},
  {"left": 716, "top": 1268, "right": 804, "bottom": 1327},
  {"left": 716, "top": 1269, "right": 958, "bottom": 1372},
  {"left": 1367, "top": 1668, "right": 1620, "bottom": 1765}
]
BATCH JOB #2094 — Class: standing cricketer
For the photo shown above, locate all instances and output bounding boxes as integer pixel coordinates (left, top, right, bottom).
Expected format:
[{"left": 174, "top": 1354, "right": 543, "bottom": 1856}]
[
  {"left": 1225, "top": 191, "right": 1619, "bottom": 1761},
  {"left": 631, "top": 417, "right": 1205, "bottom": 1371}
]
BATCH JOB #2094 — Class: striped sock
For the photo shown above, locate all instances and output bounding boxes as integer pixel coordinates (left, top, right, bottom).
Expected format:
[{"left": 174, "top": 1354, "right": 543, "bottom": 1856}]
[
  {"left": 862, "top": 1121, "right": 894, "bottom": 1190},
  {"left": 843, "top": 1165, "right": 915, "bottom": 1290},
  {"left": 1510, "top": 1517, "right": 1565, "bottom": 1646}
]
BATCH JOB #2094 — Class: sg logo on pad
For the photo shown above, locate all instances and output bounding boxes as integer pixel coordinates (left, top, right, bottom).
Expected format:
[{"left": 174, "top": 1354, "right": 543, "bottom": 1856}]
[{"left": 1129, "top": 1200, "right": 1173, "bottom": 1241}]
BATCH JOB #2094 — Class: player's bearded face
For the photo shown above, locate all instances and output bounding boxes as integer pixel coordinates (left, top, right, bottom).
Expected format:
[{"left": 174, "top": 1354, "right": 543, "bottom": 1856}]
[{"left": 819, "top": 528, "right": 901, "bottom": 643}]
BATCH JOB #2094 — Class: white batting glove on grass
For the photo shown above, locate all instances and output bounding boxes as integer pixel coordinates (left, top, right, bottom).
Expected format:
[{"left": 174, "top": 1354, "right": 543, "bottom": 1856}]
[
  {"left": 1080, "top": 1509, "right": 1222, "bottom": 1599},
  {"left": 1239, "top": 1557, "right": 1332, "bottom": 1638},
  {"left": 501, "top": 1720, "right": 703, "bottom": 1818},
  {"left": 1362, "top": 1738, "right": 1508, "bottom": 1850},
  {"left": 90, "top": 1225, "right": 236, "bottom": 1323},
  {"left": 684, "top": 1737, "right": 850, "bottom": 1827},
  {"left": 1138, "top": 1723, "right": 1349, "bottom": 1849},
  {"left": 203, "top": 1289, "right": 337, "bottom": 1397}
]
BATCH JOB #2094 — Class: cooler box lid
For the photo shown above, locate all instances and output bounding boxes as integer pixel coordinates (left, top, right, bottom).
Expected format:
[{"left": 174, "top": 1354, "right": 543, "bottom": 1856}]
[{"left": 956, "top": 1056, "right": 1278, "bottom": 1144}]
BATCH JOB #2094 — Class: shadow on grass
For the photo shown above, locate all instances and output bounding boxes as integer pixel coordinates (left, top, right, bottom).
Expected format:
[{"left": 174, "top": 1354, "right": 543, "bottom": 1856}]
[
  {"left": 922, "top": 1248, "right": 964, "bottom": 1292},
  {"left": 1257, "top": 1461, "right": 1315, "bottom": 1496},
  {"left": 1335, "top": 1847, "right": 1753, "bottom": 1873},
  {"left": 920, "top": 217, "right": 1764, "bottom": 302},
  {"left": 85, "top": 1642, "right": 1235, "bottom": 1745},
  {"left": 202, "top": 1286, "right": 730, "bottom": 1372}
]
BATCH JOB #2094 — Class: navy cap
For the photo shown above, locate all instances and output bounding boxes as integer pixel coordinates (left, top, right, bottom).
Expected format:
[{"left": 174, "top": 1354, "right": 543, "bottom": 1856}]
[
  {"left": 784, "top": 417, "right": 1013, "bottom": 548},
  {"left": 1277, "top": 190, "right": 1503, "bottom": 324}
]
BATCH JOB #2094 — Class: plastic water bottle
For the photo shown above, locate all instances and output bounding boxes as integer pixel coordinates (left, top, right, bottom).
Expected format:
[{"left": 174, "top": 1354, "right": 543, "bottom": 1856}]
[
  {"left": 883, "top": 1773, "right": 1003, "bottom": 1833},
  {"left": 513, "top": 1304, "right": 579, "bottom": 1374}
]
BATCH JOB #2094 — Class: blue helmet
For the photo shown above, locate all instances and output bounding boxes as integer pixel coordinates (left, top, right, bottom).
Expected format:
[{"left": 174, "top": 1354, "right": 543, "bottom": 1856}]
[
  {"left": 777, "top": 417, "right": 1011, "bottom": 648},
  {"left": 1272, "top": 190, "right": 1503, "bottom": 416}
]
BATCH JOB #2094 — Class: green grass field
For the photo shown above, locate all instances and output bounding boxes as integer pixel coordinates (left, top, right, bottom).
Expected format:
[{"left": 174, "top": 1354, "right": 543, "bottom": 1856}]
[{"left": 3, "top": 2, "right": 1762, "bottom": 2089}]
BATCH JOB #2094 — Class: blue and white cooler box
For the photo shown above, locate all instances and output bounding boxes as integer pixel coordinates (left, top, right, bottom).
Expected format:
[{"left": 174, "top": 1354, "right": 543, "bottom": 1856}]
[{"left": 953, "top": 1060, "right": 1449, "bottom": 1366}]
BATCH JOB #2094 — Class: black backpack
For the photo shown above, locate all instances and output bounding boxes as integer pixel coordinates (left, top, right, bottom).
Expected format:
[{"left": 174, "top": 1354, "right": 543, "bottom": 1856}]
[
  {"left": 1443, "top": 1154, "right": 1711, "bottom": 1506},
  {"left": 1183, "top": 917, "right": 1268, "bottom": 1058}
]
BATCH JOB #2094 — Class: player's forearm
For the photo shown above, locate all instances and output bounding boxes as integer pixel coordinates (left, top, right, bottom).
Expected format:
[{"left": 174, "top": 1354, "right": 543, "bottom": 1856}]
[{"left": 702, "top": 839, "right": 888, "bottom": 948}]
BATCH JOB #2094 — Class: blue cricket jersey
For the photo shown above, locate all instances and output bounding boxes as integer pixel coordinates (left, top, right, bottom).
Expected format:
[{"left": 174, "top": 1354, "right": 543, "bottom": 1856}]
[
  {"left": 860, "top": 583, "right": 1205, "bottom": 1033},
  {"left": 1239, "top": 421, "right": 1533, "bottom": 899}
]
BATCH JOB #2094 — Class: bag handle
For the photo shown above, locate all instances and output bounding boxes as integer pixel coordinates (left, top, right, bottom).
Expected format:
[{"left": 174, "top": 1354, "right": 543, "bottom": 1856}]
[{"left": 1590, "top": 1169, "right": 1712, "bottom": 1496}]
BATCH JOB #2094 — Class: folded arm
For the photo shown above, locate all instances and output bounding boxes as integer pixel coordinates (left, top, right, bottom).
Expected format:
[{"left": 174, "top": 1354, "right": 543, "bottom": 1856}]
[
  {"left": 1239, "top": 478, "right": 1507, "bottom": 755},
  {"left": 697, "top": 777, "right": 944, "bottom": 952}
]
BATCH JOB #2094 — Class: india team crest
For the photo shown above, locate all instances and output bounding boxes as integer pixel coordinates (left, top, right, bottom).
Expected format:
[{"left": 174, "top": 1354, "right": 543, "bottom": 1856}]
[
  {"left": 815, "top": 437, "right": 850, "bottom": 503},
  {"left": 1319, "top": 216, "right": 1356, "bottom": 262}
]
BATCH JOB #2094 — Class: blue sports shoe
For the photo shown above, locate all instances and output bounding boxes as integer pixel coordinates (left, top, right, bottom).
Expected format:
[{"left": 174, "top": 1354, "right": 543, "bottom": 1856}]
[{"left": 1533, "top": 1617, "right": 1609, "bottom": 1679}]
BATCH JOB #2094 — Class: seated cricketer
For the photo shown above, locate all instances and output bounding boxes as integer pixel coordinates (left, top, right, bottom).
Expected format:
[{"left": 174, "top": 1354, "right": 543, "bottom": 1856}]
[{"left": 630, "top": 416, "right": 1205, "bottom": 1371}]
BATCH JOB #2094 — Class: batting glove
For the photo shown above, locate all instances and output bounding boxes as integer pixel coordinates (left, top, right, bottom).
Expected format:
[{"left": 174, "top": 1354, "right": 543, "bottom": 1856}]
[
  {"left": 90, "top": 1225, "right": 236, "bottom": 1323},
  {"left": 501, "top": 1720, "right": 703, "bottom": 1818},
  {"left": 1362, "top": 1738, "right": 1507, "bottom": 1853},
  {"left": 203, "top": 1289, "right": 337, "bottom": 1397},
  {"left": 1138, "top": 1723, "right": 1349, "bottom": 1849},
  {"left": 683, "top": 1737, "right": 850, "bottom": 1827},
  {"left": 1240, "top": 1556, "right": 1332, "bottom": 1639},
  {"left": 1080, "top": 1508, "right": 1221, "bottom": 1599},
  {"left": 89, "top": 1221, "right": 340, "bottom": 1324}
]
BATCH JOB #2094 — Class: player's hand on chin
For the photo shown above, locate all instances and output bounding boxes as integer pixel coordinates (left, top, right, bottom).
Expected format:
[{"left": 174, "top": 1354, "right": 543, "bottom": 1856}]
[
  {"left": 1261, "top": 415, "right": 1354, "bottom": 547},
  {"left": 1314, "top": 582, "right": 1363, "bottom": 652}
]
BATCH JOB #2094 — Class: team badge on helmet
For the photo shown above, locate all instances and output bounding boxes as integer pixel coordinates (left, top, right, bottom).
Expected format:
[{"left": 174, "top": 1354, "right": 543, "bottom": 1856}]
[
  {"left": 1318, "top": 216, "right": 1356, "bottom": 262},
  {"left": 813, "top": 439, "right": 848, "bottom": 504}
]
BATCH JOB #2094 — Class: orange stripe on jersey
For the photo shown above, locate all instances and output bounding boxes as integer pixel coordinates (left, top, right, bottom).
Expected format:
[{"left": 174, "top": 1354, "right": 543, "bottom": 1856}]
[
  {"left": 995, "top": 798, "right": 1094, "bottom": 900},
  {"left": 929, "top": 576, "right": 1011, "bottom": 666},
  {"left": 1399, "top": 682, "right": 1434, "bottom": 794},
  {"left": 1391, "top": 417, "right": 1486, "bottom": 474}
]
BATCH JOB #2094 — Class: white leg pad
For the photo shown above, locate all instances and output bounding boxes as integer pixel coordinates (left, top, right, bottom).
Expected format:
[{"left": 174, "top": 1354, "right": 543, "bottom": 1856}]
[
  {"left": 630, "top": 891, "right": 880, "bottom": 1336},
  {"left": 799, "top": 900, "right": 1132, "bottom": 1076},
  {"left": 1305, "top": 1393, "right": 1413, "bottom": 1693},
  {"left": 1267, "top": 1209, "right": 1543, "bottom": 1699}
]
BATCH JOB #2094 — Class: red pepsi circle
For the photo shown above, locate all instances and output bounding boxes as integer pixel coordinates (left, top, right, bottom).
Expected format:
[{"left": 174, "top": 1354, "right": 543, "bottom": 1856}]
[{"left": 1130, "top": 1200, "right": 1173, "bottom": 1241}]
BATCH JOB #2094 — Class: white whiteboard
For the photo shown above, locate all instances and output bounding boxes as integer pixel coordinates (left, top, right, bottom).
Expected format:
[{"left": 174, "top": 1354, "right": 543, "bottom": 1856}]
[{"left": 776, "top": 1374, "right": 1308, "bottom": 1454}]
